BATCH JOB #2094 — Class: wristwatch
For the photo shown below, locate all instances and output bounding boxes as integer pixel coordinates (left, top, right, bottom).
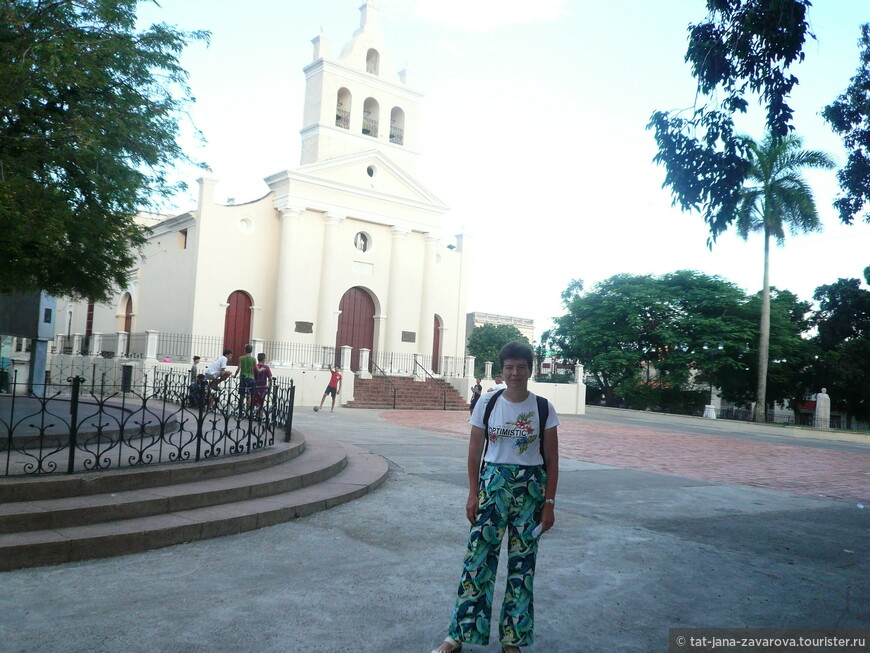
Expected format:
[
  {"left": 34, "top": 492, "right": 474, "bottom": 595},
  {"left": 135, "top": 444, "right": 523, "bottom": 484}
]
[{"left": 544, "top": 498, "right": 555, "bottom": 506}]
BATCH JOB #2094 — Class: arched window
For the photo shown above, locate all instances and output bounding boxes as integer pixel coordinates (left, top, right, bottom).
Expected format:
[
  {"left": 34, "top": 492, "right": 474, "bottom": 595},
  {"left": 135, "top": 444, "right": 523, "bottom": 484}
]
[
  {"left": 366, "top": 49, "right": 380, "bottom": 75},
  {"left": 362, "top": 97, "right": 379, "bottom": 138},
  {"left": 390, "top": 106, "right": 405, "bottom": 145},
  {"left": 336, "top": 88, "right": 351, "bottom": 129}
]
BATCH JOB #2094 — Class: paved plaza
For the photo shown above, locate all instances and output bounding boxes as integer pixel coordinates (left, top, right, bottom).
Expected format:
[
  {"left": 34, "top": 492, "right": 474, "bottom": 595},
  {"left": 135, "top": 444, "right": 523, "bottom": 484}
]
[{"left": 1, "top": 406, "right": 868, "bottom": 652}]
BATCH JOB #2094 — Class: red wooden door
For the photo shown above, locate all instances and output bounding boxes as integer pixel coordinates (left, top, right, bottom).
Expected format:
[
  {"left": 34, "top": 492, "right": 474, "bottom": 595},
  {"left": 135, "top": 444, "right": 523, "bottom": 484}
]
[
  {"left": 224, "top": 290, "right": 253, "bottom": 360},
  {"left": 335, "top": 287, "right": 374, "bottom": 371},
  {"left": 432, "top": 314, "right": 442, "bottom": 373}
]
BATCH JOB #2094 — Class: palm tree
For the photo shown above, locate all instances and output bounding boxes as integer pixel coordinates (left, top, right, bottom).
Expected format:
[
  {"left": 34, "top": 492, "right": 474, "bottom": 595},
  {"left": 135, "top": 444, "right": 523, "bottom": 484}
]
[{"left": 736, "top": 133, "right": 835, "bottom": 422}]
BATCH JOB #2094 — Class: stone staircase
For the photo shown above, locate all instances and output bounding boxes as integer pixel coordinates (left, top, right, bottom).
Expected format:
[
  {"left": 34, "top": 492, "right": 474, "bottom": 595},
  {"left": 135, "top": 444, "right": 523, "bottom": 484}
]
[
  {"left": 0, "top": 432, "right": 388, "bottom": 571},
  {"left": 346, "top": 377, "right": 469, "bottom": 410}
]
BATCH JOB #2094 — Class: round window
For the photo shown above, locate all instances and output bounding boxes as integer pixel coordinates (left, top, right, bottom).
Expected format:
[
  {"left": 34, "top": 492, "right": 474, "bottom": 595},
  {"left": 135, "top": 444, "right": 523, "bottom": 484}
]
[
  {"left": 354, "top": 232, "right": 370, "bottom": 252},
  {"left": 366, "top": 165, "right": 377, "bottom": 178},
  {"left": 238, "top": 216, "right": 255, "bottom": 234}
]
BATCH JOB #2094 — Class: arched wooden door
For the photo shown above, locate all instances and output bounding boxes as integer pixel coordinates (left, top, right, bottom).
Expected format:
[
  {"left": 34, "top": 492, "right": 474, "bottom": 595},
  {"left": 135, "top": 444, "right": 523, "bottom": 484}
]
[
  {"left": 223, "top": 290, "right": 253, "bottom": 360},
  {"left": 335, "top": 287, "right": 375, "bottom": 371},
  {"left": 432, "top": 314, "right": 443, "bottom": 373}
]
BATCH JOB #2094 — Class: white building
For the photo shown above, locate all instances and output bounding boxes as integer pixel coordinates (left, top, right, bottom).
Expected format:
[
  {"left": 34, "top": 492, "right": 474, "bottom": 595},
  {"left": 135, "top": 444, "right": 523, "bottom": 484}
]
[{"left": 56, "top": 2, "right": 469, "bottom": 375}]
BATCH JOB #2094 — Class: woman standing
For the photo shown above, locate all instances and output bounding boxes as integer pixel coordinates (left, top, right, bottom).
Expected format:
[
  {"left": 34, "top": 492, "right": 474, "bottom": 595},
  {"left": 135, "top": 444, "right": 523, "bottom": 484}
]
[
  {"left": 468, "top": 377, "right": 482, "bottom": 415},
  {"left": 431, "top": 341, "right": 559, "bottom": 653}
]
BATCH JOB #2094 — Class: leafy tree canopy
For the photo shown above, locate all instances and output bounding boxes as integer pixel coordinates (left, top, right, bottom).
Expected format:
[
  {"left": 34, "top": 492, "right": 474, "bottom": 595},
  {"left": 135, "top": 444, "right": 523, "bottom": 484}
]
[
  {"left": 466, "top": 323, "right": 529, "bottom": 376},
  {"left": 0, "top": 0, "right": 208, "bottom": 301},
  {"left": 649, "top": 0, "right": 869, "bottom": 239},
  {"left": 716, "top": 287, "right": 816, "bottom": 409},
  {"left": 549, "top": 271, "right": 756, "bottom": 404},
  {"left": 811, "top": 278, "right": 870, "bottom": 421},
  {"left": 822, "top": 24, "right": 870, "bottom": 224}
]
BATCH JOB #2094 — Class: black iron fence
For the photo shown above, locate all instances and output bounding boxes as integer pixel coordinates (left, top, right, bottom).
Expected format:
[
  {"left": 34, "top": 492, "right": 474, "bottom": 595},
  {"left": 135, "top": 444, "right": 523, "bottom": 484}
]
[
  {"left": 262, "top": 341, "right": 335, "bottom": 369},
  {"left": 0, "top": 370, "right": 295, "bottom": 477}
]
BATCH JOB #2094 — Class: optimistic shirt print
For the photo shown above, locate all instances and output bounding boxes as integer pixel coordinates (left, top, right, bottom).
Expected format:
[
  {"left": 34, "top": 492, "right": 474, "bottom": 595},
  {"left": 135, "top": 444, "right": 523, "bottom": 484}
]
[{"left": 489, "top": 410, "right": 539, "bottom": 454}]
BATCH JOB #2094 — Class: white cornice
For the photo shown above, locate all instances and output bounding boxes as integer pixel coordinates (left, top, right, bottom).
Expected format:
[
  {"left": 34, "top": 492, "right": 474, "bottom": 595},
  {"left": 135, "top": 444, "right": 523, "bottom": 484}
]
[{"left": 303, "top": 58, "right": 423, "bottom": 102}]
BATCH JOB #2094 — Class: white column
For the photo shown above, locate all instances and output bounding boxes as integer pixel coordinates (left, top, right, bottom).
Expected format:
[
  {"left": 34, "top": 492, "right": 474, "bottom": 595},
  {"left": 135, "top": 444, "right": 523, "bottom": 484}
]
[
  {"left": 145, "top": 330, "right": 159, "bottom": 360},
  {"left": 385, "top": 226, "right": 409, "bottom": 352},
  {"left": 91, "top": 333, "right": 102, "bottom": 357},
  {"left": 252, "top": 338, "right": 264, "bottom": 357},
  {"left": 358, "top": 348, "right": 372, "bottom": 379},
  {"left": 417, "top": 233, "right": 439, "bottom": 360},
  {"left": 316, "top": 213, "right": 345, "bottom": 347},
  {"left": 72, "top": 333, "right": 82, "bottom": 355},
  {"left": 55, "top": 334, "right": 65, "bottom": 354},
  {"left": 274, "top": 207, "right": 303, "bottom": 342},
  {"left": 574, "top": 363, "right": 584, "bottom": 382},
  {"left": 413, "top": 353, "right": 425, "bottom": 382},
  {"left": 340, "top": 345, "right": 352, "bottom": 372},
  {"left": 484, "top": 361, "right": 493, "bottom": 380},
  {"left": 465, "top": 355, "right": 475, "bottom": 379},
  {"left": 116, "top": 332, "right": 128, "bottom": 358},
  {"left": 249, "top": 305, "right": 262, "bottom": 342}
]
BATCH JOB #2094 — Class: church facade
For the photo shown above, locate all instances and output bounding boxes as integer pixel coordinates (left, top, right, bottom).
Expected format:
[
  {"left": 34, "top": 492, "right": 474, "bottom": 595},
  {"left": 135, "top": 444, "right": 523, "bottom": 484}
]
[{"left": 55, "top": 2, "right": 470, "bottom": 376}]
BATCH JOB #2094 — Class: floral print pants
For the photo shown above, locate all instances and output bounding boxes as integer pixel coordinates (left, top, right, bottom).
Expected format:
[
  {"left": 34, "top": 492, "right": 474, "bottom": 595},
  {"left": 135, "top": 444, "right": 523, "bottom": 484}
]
[{"left": 447, "top": 463, "right": 546, "bottom": 647}]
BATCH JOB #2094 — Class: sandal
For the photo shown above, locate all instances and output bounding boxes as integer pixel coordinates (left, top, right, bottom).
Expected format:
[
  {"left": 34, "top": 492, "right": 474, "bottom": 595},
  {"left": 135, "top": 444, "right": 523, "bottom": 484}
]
[{"left": 430, "top": 637, "right": 462, "bottom": 653}]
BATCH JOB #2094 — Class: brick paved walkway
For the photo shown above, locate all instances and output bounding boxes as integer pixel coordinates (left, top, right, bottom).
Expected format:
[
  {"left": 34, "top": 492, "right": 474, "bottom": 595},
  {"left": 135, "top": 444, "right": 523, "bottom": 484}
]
[{"left": 381, "top": 411, "right": 870, "bottom": 502}]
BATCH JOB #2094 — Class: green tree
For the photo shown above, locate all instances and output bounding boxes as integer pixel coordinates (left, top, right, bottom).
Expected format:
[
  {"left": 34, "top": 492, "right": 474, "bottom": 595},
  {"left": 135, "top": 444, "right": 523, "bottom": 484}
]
[
  {"left": 716, "top": 287, "right": 817, "bottom": 414},
  {"left": 649, "top": 1, "right": 869, "bottom": 233},
  {"left": 549, "top": 271, "right": 754, "bottom": 407},
  {"left": 823, "top": 24, "right": 870, "bottom": 224},
  {"left": 734, "top": 133, "right": 834, "bottom": 420},
  {"left": 466, "top": 324, "right": 528, "bottom": 377},
  {"left": 810, "top": 278, "right": 870, "bottom": 425},
  {"left": 0, "top": 0, "right": 208, "bottom": 301}
]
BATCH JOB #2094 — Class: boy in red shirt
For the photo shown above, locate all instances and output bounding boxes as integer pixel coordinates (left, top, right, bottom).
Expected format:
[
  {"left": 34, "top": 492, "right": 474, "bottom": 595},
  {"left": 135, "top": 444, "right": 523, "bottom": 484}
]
[{"left": 314, "top": 364, "right": 342, "bottom": 412}]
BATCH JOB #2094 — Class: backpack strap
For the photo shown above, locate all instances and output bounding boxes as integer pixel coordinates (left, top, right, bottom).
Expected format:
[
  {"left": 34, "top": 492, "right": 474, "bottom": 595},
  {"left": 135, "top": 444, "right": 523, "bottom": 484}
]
[{"left": 480, "top": 389, "right": 505, "bottom": 470}]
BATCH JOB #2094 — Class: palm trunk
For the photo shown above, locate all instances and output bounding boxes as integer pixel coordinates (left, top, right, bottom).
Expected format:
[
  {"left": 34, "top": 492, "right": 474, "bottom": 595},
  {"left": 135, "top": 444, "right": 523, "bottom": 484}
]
[{"left": 753, "top": 227, "right": 771, "bottom": 422}]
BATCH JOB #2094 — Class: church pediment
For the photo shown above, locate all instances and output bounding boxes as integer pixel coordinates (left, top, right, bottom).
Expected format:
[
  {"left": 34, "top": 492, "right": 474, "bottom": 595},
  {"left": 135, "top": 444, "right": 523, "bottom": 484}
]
[{"left": 266, "top": 150, "right": 449, "bottom": 217}]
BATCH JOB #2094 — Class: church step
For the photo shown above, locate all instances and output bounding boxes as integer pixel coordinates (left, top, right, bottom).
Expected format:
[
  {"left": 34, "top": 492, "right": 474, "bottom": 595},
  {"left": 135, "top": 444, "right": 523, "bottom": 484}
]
[
  {"left": 0, "top": 436, "right": 305, "bottom": 503},
  {"left": 0, "top": 441, "right": 388, "bottom": 571},
  {"left": 0, "top": 435, "right": 347, "bottom": 534}
]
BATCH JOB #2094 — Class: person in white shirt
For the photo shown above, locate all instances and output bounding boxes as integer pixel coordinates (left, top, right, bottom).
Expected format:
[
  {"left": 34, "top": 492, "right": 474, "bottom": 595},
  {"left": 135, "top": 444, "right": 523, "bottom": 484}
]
[
  {"left": 431, "top": 341, "right": 559, "bottom": 653},
  {"left": 204, "top": 349, "right": 233, "bottom": 387}
]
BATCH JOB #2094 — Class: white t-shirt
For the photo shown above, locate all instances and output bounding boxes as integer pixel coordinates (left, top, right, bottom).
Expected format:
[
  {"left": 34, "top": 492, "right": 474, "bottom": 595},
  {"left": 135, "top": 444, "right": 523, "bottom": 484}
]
[
  {"left": 471, "top": 391, "right": 559, "bottom": 466},
  {"left": 205, "top": 356, "right": 227, "bottom": 377}
]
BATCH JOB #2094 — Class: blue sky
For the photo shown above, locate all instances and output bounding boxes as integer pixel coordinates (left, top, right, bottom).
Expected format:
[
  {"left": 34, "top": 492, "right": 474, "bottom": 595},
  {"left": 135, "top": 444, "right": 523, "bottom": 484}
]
[{"left": 140, "top": 0, "right": 870, "bottom": 339}]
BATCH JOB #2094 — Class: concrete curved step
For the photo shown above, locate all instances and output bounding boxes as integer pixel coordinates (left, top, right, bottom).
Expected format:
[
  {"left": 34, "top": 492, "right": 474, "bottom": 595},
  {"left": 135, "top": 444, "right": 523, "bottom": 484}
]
[
  {"left": 0, "top": 434, "right": 306, "bottom": 501},
  {"left": 0, "top": 435, "right": 389, "bottom": 571}
]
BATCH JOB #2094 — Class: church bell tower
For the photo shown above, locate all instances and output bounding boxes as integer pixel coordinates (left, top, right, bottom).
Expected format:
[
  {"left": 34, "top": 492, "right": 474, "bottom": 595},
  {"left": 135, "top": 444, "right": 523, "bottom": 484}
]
[{"left": 299, "top": 1, "right": 422, "bottom": 176}]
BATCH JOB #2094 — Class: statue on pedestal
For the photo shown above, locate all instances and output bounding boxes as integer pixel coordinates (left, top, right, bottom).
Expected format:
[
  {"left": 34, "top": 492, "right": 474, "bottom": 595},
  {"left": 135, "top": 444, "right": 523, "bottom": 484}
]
[{"left": 815, "top": 388, "right": 831, "bottom": 429}]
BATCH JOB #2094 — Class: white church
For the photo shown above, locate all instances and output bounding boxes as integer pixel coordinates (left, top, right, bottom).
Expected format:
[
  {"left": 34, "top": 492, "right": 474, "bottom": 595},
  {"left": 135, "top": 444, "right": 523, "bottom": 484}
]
[{"left": 55, "top": 2, "right": 470, "bottom": 378}]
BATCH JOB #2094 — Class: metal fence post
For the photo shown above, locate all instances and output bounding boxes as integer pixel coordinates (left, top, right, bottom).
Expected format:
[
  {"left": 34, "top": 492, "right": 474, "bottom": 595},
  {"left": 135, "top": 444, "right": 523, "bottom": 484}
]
[{"left": 66, "top": 375, "right": 82, "bottom": 474}]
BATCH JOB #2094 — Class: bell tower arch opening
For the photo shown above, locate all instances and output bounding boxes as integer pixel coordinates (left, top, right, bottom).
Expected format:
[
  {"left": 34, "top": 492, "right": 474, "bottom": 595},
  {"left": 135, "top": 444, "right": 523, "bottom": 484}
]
[
  {"left": 362, "top": 98, "right": 379, "bottom": 138},
  {"left": 336, "top": 87, "right": 352, "bottom": 129},
  {"left": 365, "top": 48, "right": 380, "bottom": 75},
  {"left": 390, "top": 106, "right": 405, "bottom": 145}
]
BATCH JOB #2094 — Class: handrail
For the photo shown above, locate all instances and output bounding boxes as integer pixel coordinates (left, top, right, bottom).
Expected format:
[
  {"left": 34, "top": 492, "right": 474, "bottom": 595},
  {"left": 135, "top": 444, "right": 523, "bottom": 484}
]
[
  {"left": 414, "top": 360, "right": 447, "bottom": 410},
  {"left": 370, "top": 360, "right": 397, "bottom": 409}
]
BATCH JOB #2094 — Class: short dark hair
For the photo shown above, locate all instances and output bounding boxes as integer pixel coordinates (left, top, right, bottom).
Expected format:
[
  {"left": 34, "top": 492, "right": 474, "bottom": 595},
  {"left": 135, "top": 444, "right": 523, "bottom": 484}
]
[
  {"left": 223, "top": 349, "right": 233, "bottom": 356},
  {"left": 193, "top": 356, "right": 200, "bottom": 361},
  {"left": 257, "top": 353, "right": 266, "bottom": 362},
  {"left": 244, "top": 344, "right": 253, "bottom": 353},
  {"left": 498, "top": 340, "right": 533, "bottom": 370}
]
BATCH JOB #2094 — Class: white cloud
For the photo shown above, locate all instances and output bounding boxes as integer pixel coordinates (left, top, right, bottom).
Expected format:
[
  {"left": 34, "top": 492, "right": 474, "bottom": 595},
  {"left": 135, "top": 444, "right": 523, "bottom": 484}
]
[{"left": 386, "top": 0, "right": 571, "bottom": 31}]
